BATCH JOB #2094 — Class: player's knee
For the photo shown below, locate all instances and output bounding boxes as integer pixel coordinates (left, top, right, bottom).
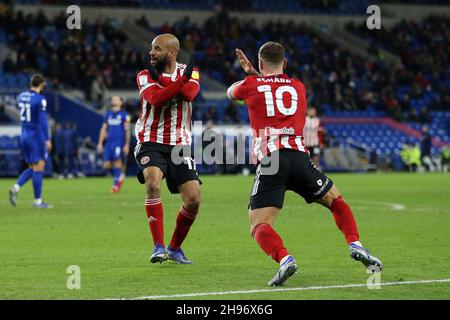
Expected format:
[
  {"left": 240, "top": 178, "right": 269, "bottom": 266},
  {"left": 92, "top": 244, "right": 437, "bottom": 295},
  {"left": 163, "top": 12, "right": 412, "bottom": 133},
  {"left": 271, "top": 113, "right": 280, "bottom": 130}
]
[
  {"left": 320, "top": 186, "right": 341, "bottom": 208},
  {"left": 248, "top": 209, "right": 273, "bottom": 230},
  {"left": 145, "top": 180, "right": 161, "bottom": 198},
  {"left": 183, "top": 193, "right": 201, "bottom": 213}
]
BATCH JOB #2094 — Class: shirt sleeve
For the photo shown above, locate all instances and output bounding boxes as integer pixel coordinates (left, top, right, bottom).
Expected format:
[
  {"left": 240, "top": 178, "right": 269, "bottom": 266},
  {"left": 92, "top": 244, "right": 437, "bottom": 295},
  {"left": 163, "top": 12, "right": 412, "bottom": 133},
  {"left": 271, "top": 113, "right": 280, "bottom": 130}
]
[
  {"left": 136, "top": 70, "right": 189, "bottom": 108},
  {"left": 227, "top": 79, "right": 248, "bottom": 101},
  {"left": 180, "top": 68, "right": 200, "bottom": 102},
  {"left": 103, "top": 112, "right": 109, "bottom": 124},
  {"left": 39, "top": 98, "right": 50, "bottom": 141}
]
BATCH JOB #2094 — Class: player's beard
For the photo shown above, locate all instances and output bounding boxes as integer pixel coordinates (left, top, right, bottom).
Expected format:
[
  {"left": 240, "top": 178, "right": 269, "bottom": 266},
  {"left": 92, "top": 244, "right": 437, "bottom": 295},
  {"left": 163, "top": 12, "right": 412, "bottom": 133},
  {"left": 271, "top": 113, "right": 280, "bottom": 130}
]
[{"left": 153, "top": 55, "right": 169, "bottom": 73}]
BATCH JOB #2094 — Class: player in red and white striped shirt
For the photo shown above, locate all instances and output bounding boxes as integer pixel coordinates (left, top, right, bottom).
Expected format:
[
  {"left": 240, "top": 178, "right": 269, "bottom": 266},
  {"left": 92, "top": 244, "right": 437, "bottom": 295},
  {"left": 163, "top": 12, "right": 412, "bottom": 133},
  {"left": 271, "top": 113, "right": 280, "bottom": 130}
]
[
  {"left": 303, "top": 106, "right": 324, "bottom": 167},
  {"left": 134, "top": 34, "right": 201, "bottom": 265},
  {"left": 228, "top": 42, "right": 382, "bottom": 286}
]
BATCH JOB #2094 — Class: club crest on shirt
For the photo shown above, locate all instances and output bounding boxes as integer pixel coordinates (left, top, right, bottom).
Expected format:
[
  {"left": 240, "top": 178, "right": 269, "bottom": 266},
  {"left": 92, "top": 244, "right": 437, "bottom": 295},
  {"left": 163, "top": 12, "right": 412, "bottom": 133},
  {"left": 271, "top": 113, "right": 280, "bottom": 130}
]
[{"left": 141, "top": 156, "right": 150, "bottom": 165}]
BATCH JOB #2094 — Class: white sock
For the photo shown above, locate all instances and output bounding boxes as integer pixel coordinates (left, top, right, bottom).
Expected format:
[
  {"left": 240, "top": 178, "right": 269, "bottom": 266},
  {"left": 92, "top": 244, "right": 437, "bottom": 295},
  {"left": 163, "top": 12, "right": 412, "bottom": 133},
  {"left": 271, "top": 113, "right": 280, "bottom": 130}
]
[
  {"left": 280, "top": 255, "right": 292, "bottom": 265},
  {"left": 13, "top": 184, "right": 20, "bottom": 192},
  {"left": 34, "top": 198, "right": 42, "bottom": 205},
  {"left": 350, "top": 241, "right": 363, "bottom": 247}
]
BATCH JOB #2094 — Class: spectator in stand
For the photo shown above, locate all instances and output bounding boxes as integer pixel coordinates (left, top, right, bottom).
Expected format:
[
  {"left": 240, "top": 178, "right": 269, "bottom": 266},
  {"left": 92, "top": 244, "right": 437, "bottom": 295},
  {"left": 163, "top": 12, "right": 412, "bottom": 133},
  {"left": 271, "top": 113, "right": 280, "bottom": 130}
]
[
  {"left": 399, "top": 93, "right": 411, "bottom": 113},
  {"left": 384, "top": 93, "right": 403, "bottom": 121},
  {"left": 224, "top": 101, "right": 240, "bottom": 124},
  {"left": 90, "top": 75, "right": 107, "bottom": 107},
  {"left": 419, "top": 107, "right": 431, "bottom": 124},
  {"left": 408, "top": 108, "right": 420, "bottom": 122},
  {"left": 2, "top": 52, "right": 16, "bottom": 73},
  {"left": 47, "top": 52, "right": 61, "bottom": 83},
  {"left": 203, "top": 106, "right": 219, "bottom": 123}
]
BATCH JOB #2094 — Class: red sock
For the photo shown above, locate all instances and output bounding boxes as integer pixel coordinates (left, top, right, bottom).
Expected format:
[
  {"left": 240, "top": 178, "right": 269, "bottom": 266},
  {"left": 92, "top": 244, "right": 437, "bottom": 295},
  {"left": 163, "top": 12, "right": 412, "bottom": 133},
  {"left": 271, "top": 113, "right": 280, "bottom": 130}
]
[
  {"left": 169, "top": 205, "right": 198, "bottom": 250},
  {"left": 145, "top": 198, "right": 164, "bottom": 246},
  {"left": 252, "top": 223, "right": 289, "bottom": 263},
  {"left": 330, "top": 196, "right": 360, "bottom": 244}
]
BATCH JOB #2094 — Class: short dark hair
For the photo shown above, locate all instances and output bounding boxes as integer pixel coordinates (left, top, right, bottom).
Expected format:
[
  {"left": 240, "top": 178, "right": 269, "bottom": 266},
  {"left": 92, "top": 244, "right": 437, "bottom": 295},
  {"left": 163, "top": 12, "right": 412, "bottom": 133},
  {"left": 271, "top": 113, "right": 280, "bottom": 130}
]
[
  {"left": 258, "top": 42, "right": 285, "bottom": 66},
  {"left": 29, "top": 74, "right": 46, "bottom": 88}
]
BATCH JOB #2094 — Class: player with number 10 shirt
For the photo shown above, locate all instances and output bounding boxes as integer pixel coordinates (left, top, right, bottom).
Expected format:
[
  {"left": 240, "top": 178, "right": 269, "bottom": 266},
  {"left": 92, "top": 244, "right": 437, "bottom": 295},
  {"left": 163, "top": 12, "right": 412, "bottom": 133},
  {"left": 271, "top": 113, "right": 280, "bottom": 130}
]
[{"left": 227, "top": 42, "right": 383, "bottom": 286}]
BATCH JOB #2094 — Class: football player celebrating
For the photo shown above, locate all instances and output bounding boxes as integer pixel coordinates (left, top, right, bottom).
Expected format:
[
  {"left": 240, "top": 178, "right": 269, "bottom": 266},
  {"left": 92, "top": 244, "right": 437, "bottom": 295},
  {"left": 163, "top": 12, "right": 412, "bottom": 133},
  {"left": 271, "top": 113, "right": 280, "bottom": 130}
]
[
  {"left": 228, "top": 43, "right": 383, "bottom": 286},
  {"left": 134, "top": 34, "right": 201, "bottom": 264},
  {"left": 9, "top": 74, "right": 53, "bottom": 209},
  {"left": 97, "top": 96, "right": 131, "bottom": 193}
]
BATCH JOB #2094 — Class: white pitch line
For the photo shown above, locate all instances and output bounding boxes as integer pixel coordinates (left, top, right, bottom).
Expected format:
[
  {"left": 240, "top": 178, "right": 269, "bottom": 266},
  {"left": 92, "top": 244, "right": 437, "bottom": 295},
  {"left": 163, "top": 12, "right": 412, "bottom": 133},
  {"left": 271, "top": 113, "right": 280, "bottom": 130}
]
[
  {"left": 353, "top": 200, "right": 406, "bottom": 211},
  {"left": 113, "top": 278, "right": 450, "bottom": 300}
]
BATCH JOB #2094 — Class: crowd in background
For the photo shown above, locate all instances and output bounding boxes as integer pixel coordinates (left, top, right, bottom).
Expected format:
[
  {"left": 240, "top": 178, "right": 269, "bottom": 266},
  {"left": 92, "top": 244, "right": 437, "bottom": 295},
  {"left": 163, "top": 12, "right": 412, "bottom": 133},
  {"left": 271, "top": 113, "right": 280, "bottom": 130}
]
[
  {"left": 0, "top": 9, "right": 143, "bottom": 107},
  {"left": 0, "top": 6, "right": 449, "bottom": 174},
  {"left": 150, "top": 10, "right": 448, "bottom": 122},
  {"left": 0, "top": 8, "right": 448, "bottom": 124},
  {"left": 346, "top": 15, "right": 450, "bottom": 122}
]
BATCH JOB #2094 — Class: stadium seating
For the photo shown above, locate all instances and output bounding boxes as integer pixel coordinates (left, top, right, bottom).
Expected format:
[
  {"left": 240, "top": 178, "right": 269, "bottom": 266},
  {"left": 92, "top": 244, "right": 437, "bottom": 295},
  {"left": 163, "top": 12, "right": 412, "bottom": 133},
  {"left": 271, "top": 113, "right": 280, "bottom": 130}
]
[
  {"left": 0, "top": 135, "right": 22, "bottom": 177},
  {"left": 346, "top": 15, "right": 450, "bottom": 116},
  {"left": 0, "top": 69, "right": 31, "bottom": 89},
  {"left": 406, "top": 111, "right": 450, "bottom": 143},
  {"left": 13, "top": 0, "right": 373, "bottom": 14}
]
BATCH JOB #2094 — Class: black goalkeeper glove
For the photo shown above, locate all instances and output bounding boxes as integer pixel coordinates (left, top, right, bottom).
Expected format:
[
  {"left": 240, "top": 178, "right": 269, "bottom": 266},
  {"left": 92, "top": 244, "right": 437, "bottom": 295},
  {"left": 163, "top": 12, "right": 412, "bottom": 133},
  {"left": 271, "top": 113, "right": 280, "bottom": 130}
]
[
  {"left": 183, "top": 59, "right": 194, "bottom": 79},
  {"left": 144, "top": 54, "right": 160, "bottom": 81}
]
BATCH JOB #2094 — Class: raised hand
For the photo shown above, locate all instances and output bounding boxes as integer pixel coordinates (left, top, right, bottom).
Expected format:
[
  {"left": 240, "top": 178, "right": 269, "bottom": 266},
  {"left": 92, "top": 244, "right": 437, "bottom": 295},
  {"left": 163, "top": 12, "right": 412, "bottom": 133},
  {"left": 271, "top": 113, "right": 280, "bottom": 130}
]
[
  {"left": 235, "top": 48, "right": 260, "bottom": 76},
  {"left": 183, "top": 59, "right": 194, "bottom": 79},
  {"left": 144, "top": 53, "right": 160, "bottom": 81}
]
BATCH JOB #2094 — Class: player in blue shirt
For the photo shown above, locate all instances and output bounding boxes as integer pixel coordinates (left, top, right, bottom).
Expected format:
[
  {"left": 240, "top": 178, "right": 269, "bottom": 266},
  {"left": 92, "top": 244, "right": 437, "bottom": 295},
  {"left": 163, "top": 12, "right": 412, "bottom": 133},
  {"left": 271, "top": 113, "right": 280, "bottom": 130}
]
[
  {"left": 9, "top": 74, "right": 53, "bottom": 208},
  {"left": 97, "top": 96, "right": 131, "bottom": 193}
]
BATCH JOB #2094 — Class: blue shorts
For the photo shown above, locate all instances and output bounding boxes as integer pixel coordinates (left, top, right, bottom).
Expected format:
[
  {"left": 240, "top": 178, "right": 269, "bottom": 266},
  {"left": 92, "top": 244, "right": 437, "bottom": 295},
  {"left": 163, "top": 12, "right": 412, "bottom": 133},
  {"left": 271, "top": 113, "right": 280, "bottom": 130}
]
[
  {"left": 22, "top": 136, "right": 47, "bottom": 164},
  {"left": 103, "top": 143, "right": 123, "bottom": 162}
]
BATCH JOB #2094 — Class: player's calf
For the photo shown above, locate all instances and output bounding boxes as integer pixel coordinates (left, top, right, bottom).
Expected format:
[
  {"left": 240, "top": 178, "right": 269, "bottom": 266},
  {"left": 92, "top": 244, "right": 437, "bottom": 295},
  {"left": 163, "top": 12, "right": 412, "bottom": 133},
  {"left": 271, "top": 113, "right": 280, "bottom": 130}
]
[
  {"left": 145, "top": 178, "right": 162, "bottom": 199},
  {"left": 318, "top": 186, "right": 383, "bottom": 271}
]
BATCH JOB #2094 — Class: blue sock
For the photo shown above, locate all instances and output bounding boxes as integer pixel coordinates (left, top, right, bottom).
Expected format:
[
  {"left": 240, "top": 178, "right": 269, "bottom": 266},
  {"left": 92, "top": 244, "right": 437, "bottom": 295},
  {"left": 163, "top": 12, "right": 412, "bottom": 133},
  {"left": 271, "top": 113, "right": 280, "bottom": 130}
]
[
  {"left": 32, "top": 171, "right": 44, "bottom": 200},
  {"left": 112, "top": 168, "right": 121, "bottom": 187},
  {"left": 17, "top": 168, "right": 33, "bottom": 187}
]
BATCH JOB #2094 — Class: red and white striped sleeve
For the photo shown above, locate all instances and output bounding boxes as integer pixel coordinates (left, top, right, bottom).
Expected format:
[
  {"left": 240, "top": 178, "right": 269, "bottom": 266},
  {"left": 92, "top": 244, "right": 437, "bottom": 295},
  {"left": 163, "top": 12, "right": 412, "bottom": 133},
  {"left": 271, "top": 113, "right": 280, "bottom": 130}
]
[{"left": 136, "top": 69, "right": 188, "bottom": 109}]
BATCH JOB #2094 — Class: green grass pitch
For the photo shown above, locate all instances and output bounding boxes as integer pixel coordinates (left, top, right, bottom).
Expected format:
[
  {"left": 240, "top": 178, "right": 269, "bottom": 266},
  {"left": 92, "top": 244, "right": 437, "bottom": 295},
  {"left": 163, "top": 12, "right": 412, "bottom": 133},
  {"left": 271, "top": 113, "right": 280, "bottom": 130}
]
[{"left": 1, "top": 173, "right": 449, "bottom": 299}]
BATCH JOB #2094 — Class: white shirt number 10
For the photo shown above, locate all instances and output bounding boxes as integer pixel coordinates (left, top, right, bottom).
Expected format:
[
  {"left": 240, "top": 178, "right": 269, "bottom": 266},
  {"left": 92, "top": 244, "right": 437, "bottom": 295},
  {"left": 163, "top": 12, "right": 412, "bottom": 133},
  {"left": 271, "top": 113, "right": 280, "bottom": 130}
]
[{"left": 257, "top": 85, "right": 298, "bottom": 117}]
